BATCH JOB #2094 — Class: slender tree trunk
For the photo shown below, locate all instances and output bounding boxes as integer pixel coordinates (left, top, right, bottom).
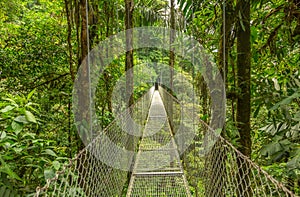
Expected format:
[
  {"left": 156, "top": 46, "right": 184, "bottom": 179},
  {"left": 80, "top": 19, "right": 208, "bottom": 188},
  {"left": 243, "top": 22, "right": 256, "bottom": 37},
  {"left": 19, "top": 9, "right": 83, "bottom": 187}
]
[
  {"left": 236, "top": 0, "right": 252, "bottom": 196},
  {"left": 168, "top": 4, "right": 176, "bottom": 185},
  {"left": 125, "top": 0, "right": 134, "bottom": 109},
  {"left": 218, "top": 0, "right": 234, "bottom": 85},
  {"left": 169, "top": 0, "right": 175, "bottom": 90},
  {"left": 90, "top": 0, "right": 99, "bottom": 45},
  {"left": 64, "top": 0, "right": 75, "bottom": 81},
  {"left": 125, "top": 0, "right": 134, "bottom": 173},
  {"left": 74, "top": 0, "right": 81, "bottom": 68},
  {"left": 168, "top": 0, "right": 175, "bottom": 133},
  {"left": 64, "top": 0, "right": 74, "bottom": 159},
  {"left": 80, "top": 0, "right": 88, "bottom": 60},
  {"left": 74, "top": 0, "right": 91, "bottom": 194},
  {"left": 75, "top": 0, "right": 89, "bottom": 147}
]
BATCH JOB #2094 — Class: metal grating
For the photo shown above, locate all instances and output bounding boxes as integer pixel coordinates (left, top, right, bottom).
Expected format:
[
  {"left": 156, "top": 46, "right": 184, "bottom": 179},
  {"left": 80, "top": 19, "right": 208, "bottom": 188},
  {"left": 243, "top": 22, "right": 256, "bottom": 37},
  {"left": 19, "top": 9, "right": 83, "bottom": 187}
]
[
  {"left": 134, "top": 149, "right": 182, "bottom": 172},
  {"left": 128, "top": 175, "right": 190, "bottom": 197}
]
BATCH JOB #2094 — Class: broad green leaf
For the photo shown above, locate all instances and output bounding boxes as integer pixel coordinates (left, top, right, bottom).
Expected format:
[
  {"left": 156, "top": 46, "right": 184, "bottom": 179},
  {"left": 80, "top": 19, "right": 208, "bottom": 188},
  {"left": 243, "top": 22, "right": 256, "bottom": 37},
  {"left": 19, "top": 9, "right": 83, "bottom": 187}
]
[
  {"left": 0, "top": 131, "right": 6, "bottom": 140},
  {"left": 273, "top": 135, "right": 284, "bottom": 142},
  {"left": 286, "top": 155, "right": 300, "bottom": 169},
  {"left": 271, "top": 151, "right": 286, "bottom": 162},
  {"left": 292, "top": 111, "right": 300, "bottom": 121},
  {"left": 0, "top": 105, "right": 14, "bottom": 113},
  {"left": 259, "top": 124, "right": 276, "bottom": 135},
  {"left": 43, "top": 149, "right": 58, "bottom": 157},
  {"left": 52, "top": 160, "right": 60, "bottom": 170},
  {"left": 25, "top": 104, "right": 39, "bottom": 113},
  {"left": 2, "top": 155, "right": 14, "bottom": 161},
  {"left": 261, "top": 141, "right": 282, "bottom": 156},
  {"left": 2, "top": 98, "right": 18, "bottom": 107},
  {"left": 11, "top": 121, "right": 23, "bottom": 134},
  {"left": 44, "top": 168, "right": 55, "bottom": 180},
  {"left": 290, "top": 123, "right": 300, "bottom": 138},
  {"left": 14, "top": 116, "right": 29, "bottom": 124},
  {"left": 25, "top": 164, "right": 42, "bottom": 169},
  {"left": 279, "top": 139, "right": 291, "bottom": 146},
  {"left": 21, "top": 132, "right": 36, "bottom": 139},
  {"left": 270, "top": 92, "right": 300, "bottom": 110},
  {"left": 13, "top": 147, "right": 23, "bottom": 153},
  {"left": 25, "top": 110, "right": 37, "bottom": 123}
]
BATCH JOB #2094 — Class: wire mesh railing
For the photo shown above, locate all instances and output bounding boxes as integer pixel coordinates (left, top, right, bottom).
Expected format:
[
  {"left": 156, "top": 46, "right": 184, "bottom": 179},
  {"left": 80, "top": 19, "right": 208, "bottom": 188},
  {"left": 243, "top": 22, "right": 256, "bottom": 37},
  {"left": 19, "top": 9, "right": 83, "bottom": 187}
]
[{"left": 158, "top": 86, "right": 298, "bottom": 197}]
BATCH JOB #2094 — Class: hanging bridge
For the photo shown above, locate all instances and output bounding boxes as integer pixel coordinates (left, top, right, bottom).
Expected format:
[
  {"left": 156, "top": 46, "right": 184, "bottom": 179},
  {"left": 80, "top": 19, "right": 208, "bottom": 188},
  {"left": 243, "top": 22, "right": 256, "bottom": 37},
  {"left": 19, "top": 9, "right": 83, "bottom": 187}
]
[{"left": 35, "top": 86, "right": 297, "bottom": 197}]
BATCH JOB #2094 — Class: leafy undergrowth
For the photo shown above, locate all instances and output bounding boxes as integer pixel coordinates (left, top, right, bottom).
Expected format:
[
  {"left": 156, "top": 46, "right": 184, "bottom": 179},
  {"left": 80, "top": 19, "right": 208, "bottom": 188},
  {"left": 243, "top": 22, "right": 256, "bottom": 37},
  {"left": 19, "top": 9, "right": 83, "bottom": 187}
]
[{"left": 0, "top": 90, "right": 69, "bottom": 196}]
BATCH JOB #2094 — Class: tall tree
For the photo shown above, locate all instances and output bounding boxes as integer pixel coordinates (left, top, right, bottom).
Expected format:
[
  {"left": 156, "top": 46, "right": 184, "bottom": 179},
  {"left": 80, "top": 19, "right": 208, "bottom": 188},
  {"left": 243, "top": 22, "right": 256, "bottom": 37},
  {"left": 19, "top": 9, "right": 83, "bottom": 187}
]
[
  {"left": 236, "top": 0, "right": 251, "bottom": 159},
  {"left": 236, "top": 0, "right": 251, "bottom": 195}
]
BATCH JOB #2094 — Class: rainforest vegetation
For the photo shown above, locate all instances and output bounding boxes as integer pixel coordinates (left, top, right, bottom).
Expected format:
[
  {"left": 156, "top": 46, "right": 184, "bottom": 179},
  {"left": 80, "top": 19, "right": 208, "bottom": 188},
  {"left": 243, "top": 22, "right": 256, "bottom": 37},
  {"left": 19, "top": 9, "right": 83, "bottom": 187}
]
[{"left": 0, "top": 0, "right": 299, "bottom": 196}]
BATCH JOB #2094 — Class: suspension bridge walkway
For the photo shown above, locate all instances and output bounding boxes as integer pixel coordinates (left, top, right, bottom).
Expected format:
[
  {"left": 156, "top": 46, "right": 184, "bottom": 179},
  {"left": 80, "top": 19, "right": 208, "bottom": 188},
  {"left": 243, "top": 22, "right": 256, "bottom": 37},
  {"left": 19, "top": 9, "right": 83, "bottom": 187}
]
[
  {"left": 126, "top": 90, "right": 191, "bottom": 196},
  {"left": 35, "top": 86, "right": 297, "bottom": 197}
]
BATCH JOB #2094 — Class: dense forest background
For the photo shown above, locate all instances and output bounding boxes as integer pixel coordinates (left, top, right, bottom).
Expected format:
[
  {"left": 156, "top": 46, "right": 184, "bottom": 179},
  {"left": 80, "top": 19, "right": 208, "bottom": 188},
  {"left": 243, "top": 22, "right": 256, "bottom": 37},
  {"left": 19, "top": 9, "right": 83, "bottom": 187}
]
[{"left": 0, "top": 0, "right": 299, "bottom": 196}]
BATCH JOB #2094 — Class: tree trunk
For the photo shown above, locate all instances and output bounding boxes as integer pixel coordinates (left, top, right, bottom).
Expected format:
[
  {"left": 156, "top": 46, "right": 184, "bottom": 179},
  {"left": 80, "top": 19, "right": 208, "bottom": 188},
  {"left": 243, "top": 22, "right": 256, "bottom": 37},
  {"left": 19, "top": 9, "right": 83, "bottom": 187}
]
[
  {"left": 236, "top": 0, "right": 252, "bottom": 196},
  {"left": 218, "top": 0, "right": 234, "bottom": 86},
  {"left": 125, "top": 0, "right": 134, "bottom": 109},
  {"left": 80, "top": 0, "right": 88, "bottom": 63},
  {"left": 169, "top": 0, "right": 175, "bottom": 90},
  {"left": 168, "top": 0, "right": 175, "bottom": 132},
  {"left": 75, "top": 0, "right": 91, "bottom": 194},
  {"left": 64, "top": 0, "right": 74, "bottom": 160},
  {"left": 236, "top": 0, "right": 251, "bottom": 163},
  {"left": 64, "top": 0, "right": 75, "bottom": 82},
  {"left": 74, "top": 0, "right": 90, "bottom": 148},
  {"left": 125, "top": 0, "right": 134, "bottom": 173}
]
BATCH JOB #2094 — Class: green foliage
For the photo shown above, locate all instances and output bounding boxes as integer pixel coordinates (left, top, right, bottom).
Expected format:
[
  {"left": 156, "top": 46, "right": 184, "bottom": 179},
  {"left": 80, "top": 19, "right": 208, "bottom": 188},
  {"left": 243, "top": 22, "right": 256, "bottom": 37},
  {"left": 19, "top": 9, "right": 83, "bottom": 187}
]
[
  {"left": 0, "top": 91, "right": 69, "bottom": 195},
  {"left": 134, "top": 0, "right": 168, "bottom": 26},
  {"left": 258, "top": 85, "right": 300, "bottom": 182},
  {"left": 250, "top": 10, "right": 299, "bottom": 173},
  {"left": 0, "top": 1, "right": 73, "bottom": 195}
]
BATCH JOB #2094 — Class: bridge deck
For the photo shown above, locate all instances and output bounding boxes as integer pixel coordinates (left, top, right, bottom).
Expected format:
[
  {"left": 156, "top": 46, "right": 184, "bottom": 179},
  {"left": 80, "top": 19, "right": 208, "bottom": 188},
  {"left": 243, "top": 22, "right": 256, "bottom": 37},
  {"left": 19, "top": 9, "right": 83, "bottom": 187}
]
[{"left": 126, "top": 91, "right": 191, "bottom": 197}]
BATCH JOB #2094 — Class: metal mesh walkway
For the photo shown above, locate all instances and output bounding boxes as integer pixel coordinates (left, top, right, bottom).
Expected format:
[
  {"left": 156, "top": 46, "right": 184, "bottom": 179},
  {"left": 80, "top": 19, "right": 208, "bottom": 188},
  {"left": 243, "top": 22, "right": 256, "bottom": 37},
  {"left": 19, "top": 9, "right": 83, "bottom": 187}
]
[{"left": 126, "top": 91, "right": 191, "bottom": 197}]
